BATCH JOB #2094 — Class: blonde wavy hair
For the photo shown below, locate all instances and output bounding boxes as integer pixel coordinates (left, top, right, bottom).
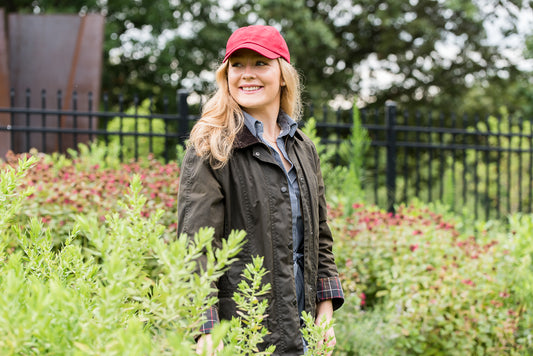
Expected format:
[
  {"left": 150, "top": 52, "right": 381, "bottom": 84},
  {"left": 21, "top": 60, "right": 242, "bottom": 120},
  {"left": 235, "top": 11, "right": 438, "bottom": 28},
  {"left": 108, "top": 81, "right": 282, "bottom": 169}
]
[{"left": 188, "top": 58, "right": 302, "bottom": 169}]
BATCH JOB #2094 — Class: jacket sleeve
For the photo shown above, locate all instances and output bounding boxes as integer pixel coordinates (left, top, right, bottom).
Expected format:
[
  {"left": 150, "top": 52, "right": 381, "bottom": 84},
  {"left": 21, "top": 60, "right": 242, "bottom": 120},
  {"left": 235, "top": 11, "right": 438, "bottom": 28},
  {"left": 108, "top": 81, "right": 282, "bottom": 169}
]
[
  {"left": 313, "top": 145, "right": 345, "bottom": 311},
  {"left": 177, "top": 148, "right": 225, "bottom": 332}
]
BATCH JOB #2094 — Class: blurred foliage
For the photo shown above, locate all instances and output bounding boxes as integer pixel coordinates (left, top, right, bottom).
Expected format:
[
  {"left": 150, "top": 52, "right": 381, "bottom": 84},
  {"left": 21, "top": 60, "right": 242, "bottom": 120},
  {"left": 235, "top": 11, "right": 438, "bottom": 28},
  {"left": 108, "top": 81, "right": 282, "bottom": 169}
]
[
  {"left": 106, "top": 98, "right": 169, "bottom": 161},
  {"left": 0, "top": 154, "right": 336, "bottom": 355},
  {"left": 387, "top": 107, "right": 533, "bottom": 221},
  {"left": 302, "top": 103, "right": 370, "bottom": 215},
  {"left": 4, "top": 142, "right": 533, "bottom": 353},
  {"left": 331, "top": 201, "right": 532, "bottom": 355},
  {"left": 4, "top": 144, "right": 181, "bottom": 246},
  {"left": 4, "top": 0, "right": 532, "bottom": 115}
]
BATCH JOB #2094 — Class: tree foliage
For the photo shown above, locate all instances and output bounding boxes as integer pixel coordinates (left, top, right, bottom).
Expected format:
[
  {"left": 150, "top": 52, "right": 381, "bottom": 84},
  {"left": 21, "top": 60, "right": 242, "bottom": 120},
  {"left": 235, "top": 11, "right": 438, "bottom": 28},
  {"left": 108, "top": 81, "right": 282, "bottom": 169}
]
[{"left": 4, "top": 0, "right": 532, "bottom": 113}]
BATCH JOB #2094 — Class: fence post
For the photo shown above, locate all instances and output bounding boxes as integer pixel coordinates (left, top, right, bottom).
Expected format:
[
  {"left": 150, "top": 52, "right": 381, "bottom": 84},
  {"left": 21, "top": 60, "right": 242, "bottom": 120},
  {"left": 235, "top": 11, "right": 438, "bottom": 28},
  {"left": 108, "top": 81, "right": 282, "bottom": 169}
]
[
  {"left": 386, "top": 101, "right": 397, "bottom": 214},
  {"left": 9, "top": 88, "right": 15, "bottom": 152},
  {"left": 177, "top": 89, "right": 189, "bottom": 144}
]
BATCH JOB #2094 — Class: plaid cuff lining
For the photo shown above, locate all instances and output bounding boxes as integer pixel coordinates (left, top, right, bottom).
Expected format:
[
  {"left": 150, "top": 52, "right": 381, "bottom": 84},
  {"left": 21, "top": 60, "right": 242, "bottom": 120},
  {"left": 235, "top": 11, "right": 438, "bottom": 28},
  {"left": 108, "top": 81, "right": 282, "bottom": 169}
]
[
  {"left": 316, "top": 276, "right": 345, "bottom": 308},
  {"left": 199, "top": 307, "right": 219, "bottom": 334}
]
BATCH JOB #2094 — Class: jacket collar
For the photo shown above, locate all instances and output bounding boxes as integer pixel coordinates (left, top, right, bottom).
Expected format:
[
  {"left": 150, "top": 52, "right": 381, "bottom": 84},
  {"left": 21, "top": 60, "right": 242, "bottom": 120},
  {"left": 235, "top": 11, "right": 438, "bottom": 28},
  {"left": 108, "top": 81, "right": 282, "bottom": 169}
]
[{"left": 234, "top": 125, "right": 261, "bottom": 149}]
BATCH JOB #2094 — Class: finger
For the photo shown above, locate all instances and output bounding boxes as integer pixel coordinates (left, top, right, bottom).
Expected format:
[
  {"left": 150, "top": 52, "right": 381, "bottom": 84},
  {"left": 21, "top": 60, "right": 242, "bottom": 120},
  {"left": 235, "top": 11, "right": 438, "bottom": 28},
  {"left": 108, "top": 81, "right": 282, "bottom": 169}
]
[
  {"left": 196, "top": 335, "right": 215, "bottom": 355},
  {"left": 326, "top": 336, "right": 336, "bottom": 347},
  {"left": 216, "top": 341, "right": 224, "bottom": 352},
  {"left": 195, "top": 340, "right": 204, "bottom": 355},
  {"left": 327, "top": 336, "right": 336, "bottom": 348}
]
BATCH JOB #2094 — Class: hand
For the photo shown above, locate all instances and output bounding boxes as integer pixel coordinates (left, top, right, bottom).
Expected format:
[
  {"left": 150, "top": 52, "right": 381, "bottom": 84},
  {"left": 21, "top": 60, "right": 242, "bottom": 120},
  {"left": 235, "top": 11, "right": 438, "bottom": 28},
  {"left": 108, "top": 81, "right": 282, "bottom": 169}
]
[
  {"left": 315, "top": 300, "right": 336, "bottom": 356},
  {"left": 196, "top": 334, "right": 224, "bottom": 355}
]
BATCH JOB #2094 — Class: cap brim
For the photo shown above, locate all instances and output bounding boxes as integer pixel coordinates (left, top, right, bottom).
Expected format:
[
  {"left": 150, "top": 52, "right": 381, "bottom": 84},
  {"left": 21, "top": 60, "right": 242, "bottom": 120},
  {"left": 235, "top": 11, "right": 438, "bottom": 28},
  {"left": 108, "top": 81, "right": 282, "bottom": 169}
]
[{"left": 223, "top": 43, "right": 282, "bottom": 62}]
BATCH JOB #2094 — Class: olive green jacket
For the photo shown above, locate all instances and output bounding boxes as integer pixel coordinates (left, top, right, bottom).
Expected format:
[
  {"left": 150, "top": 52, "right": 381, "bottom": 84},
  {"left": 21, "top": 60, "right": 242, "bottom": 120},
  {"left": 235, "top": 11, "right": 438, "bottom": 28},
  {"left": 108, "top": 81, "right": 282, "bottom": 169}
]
[{"left": 177, "top": 125, "right": 344, "bottom": 355}]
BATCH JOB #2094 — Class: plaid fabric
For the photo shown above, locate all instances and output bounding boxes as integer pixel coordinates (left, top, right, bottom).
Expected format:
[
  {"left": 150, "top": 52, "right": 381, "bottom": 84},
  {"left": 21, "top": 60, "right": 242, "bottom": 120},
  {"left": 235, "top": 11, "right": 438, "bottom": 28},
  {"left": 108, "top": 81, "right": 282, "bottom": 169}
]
[
  {"left": 199, "top": 307, "right": 219, "bottom": 334},
  {"left": 317, "top": 276, "right": 345, "bottom": 310},
  {"left": 198, "top": 276, "right": 344, "bottom": 334}
]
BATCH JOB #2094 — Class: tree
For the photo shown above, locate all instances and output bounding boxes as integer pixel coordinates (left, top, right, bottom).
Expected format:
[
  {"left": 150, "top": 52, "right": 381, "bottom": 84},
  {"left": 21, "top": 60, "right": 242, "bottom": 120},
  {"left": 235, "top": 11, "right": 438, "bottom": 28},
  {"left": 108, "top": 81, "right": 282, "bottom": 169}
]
[
  {"left": 265, "top": 0, "right": 531, "bottom": 112},
  {"left": 5, "top": 0, "right": 233, "bottom": 111},
  {"left": 456, "top": 26, "right": 533, "bottom": 118},
  {"left": 4, "top": 0, "right": 532, "bottom": 115}
]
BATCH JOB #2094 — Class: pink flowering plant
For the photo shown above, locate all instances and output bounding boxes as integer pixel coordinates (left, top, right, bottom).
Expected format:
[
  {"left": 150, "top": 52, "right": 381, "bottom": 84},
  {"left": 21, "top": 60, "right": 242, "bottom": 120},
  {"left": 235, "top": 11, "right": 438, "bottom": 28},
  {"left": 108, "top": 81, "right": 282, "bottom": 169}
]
[
  {"left": 0, "top": 157, "right": 280, "bottom": 355},
  {"left": 330, "top": 201, "right": 526, "bottom": 355},
  {"left": 4, "top": 144, "right": 179, "bottom": 246},
  {"left": 4, "top": 142, "right": 533, "bottom": 354},
  {"left": 0, "top": 149, "right": 338, "bottom": 354}
]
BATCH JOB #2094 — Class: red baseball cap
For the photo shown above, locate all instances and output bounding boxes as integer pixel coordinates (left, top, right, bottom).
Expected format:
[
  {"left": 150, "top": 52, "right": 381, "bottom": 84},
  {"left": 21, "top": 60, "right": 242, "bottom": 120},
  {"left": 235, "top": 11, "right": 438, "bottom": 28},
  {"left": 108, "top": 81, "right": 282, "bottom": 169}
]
[{"left": 223, "top": 25, "right": 291, "bottom": 63}]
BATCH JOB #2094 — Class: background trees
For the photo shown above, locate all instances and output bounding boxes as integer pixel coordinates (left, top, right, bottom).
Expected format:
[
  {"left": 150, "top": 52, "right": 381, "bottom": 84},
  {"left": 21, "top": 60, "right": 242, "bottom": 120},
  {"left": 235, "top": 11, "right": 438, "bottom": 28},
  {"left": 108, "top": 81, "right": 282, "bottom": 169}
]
[{"left": 4, "top": 0, "right": 533, "bottom": 115}]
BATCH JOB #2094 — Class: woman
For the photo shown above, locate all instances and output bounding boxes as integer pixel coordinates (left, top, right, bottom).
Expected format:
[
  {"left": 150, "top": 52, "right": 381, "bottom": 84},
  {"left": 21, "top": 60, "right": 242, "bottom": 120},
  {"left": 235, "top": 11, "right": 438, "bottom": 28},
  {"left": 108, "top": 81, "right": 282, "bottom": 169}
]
[{"left": 177, "top": 25, "right": 344, "bottom": 356}]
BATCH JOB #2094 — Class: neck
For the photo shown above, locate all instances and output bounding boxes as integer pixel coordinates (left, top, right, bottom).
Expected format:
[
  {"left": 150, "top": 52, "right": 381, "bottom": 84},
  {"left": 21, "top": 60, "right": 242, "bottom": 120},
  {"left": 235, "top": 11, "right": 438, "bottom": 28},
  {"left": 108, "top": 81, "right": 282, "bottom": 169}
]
[{"left": 243, "top": 108, "right": 280, "bottom": 138}]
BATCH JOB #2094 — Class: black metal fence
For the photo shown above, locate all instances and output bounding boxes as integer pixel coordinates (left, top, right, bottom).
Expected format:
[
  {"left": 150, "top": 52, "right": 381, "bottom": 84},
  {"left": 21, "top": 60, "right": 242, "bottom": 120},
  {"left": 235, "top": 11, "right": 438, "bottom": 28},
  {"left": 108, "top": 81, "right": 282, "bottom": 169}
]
[
  {"left": 316, "top": 102, "right": 533, "bottom": 220},
  {"left": 0, "top": 89, "right": 195, "bottom": 162},
  {"left": 1, "top": 89, "right": 532, "bottom": 221}
]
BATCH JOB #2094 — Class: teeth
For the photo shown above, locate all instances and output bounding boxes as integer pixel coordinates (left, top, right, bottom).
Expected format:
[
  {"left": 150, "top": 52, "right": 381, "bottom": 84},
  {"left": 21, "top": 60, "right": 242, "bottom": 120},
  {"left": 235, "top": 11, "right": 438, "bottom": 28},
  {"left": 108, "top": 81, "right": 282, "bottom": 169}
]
[{"left": 242, "top": 86, "right": 261, "bottom": 91}]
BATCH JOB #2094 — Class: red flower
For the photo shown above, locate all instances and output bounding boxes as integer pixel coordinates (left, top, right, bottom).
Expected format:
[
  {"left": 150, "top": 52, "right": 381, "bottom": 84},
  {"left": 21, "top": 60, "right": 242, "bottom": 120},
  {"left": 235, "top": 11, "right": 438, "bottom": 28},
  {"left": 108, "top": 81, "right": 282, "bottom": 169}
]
[
  {"left": 168, "top": 222, "right": 178, "bottom": 230},
  {"left": 410, "top": 244, "right": 419, "bottom": 252},
  {"left": 359, "top": 293, "right": 366, "bottom": 306},
  {"left": 165, "top": 200, "right": 174, "bottom": 208},
  {"left": 352, "top": 203, "right": 364, "bottom": 210},
  {"left": 345, "top": 258, "right": 353, "bottom": 267},
  {"left": 461, "top": 279, "right": 474, "bottom": 286}
]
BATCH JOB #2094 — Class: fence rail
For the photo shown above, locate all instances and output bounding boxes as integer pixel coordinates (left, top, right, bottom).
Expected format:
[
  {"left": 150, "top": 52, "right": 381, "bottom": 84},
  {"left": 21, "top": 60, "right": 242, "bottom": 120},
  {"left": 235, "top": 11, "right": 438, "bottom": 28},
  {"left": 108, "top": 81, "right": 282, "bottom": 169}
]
[{"left": 1, "top": 89, "right": 532, "bottom": 220}]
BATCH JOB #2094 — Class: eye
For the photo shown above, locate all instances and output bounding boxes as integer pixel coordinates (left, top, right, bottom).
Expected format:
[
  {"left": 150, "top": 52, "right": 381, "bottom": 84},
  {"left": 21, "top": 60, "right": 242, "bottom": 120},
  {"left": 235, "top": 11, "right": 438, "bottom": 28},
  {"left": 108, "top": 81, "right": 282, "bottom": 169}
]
[
  {"left": 256, "top": 60, "right": 268, "bottom": 66},
  {"left": 230, "top": 61, "right": 243, "bottom": 68}
]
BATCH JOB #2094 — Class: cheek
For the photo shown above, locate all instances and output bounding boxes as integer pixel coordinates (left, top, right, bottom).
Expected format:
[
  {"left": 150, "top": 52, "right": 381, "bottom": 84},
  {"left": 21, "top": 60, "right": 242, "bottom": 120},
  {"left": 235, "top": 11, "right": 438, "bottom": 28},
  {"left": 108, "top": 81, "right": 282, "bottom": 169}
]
[
  {"left": 228, "top": 85, "right": 239, "bottom": 101},
  {"left": 227, "top": 75, "right": 239, "bottom": 96}
]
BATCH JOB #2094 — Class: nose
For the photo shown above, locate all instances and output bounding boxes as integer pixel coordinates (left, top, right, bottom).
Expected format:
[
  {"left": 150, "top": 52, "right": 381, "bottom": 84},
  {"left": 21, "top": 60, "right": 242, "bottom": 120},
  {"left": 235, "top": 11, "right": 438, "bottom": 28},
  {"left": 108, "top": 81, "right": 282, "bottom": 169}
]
[{"left": 242, "top": 63, "right": 256, "bottom": 79}]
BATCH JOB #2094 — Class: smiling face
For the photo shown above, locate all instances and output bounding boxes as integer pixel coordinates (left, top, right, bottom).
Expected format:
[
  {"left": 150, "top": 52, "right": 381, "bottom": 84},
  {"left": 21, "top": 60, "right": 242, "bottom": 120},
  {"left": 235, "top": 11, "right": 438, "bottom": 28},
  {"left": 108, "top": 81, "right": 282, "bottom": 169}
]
[{"left": 227, "top": 49, "right": 284, "bottom": 121}]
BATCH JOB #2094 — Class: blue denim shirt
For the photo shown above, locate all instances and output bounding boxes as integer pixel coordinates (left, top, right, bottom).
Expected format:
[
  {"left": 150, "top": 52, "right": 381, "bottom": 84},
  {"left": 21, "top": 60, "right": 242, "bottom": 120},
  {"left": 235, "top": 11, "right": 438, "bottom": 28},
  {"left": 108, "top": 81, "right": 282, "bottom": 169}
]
[{"left": 243, "top": 111, "right": 305, "bottom": 321}]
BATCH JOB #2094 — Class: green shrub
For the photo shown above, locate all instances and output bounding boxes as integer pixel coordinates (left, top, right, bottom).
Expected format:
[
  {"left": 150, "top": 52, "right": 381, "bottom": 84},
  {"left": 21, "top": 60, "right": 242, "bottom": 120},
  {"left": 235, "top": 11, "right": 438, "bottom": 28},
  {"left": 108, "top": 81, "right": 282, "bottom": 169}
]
[
  {"left": 4, "top": 146, "right": 180, "bottom": 247},
  {"left": 331, "top": 201, "right": 525, "bottom": 355},
  {"left": 0, "top": 155, "right": 335, "bottom": 355},
  {"left": 0, "top": 162, "right": 248, "bottom": 354},
  {"left": 7, "top": 142, "right": 533, "bottom": 354},
  {"left": 105, "top": 98, "right": 167, "bottom": 161},
  {"left": 503, "top": 213, "right": 533, "bottom": 351}
]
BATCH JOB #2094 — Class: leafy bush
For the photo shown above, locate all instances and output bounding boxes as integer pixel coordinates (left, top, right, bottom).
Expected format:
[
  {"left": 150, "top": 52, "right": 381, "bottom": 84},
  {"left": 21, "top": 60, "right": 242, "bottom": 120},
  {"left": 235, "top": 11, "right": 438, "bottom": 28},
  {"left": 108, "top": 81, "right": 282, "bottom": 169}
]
[
  {"left": 4, "top": 145, "right": 180, "bottom": 246},
  {"left": 0, "top": 153, "right": 334, "bottom": 355},
  {"left": 0, "top": 160, "right": 250, "bottom": 354},
  {"left": 301, "top": 104, "right": 370, "bottom": 215},
  {"left": 6, "top": 140, "right": 533, "bottom": 354},
  {"left": 331, "top": 201, "right": 528, "bottom": 355},
  {"left": 503, "top": 213, "right": 533, "bottom": 349},
  {"left": 105, "top": 98, "right": 168, "bottom": 161}
]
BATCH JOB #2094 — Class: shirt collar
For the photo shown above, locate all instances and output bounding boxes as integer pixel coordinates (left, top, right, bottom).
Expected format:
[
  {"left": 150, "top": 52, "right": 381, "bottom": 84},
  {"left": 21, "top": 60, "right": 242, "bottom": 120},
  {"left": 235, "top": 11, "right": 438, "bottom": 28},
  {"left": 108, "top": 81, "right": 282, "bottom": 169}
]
[{"left": 243, "top": 110, "right": 298, "bottom": 140}]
